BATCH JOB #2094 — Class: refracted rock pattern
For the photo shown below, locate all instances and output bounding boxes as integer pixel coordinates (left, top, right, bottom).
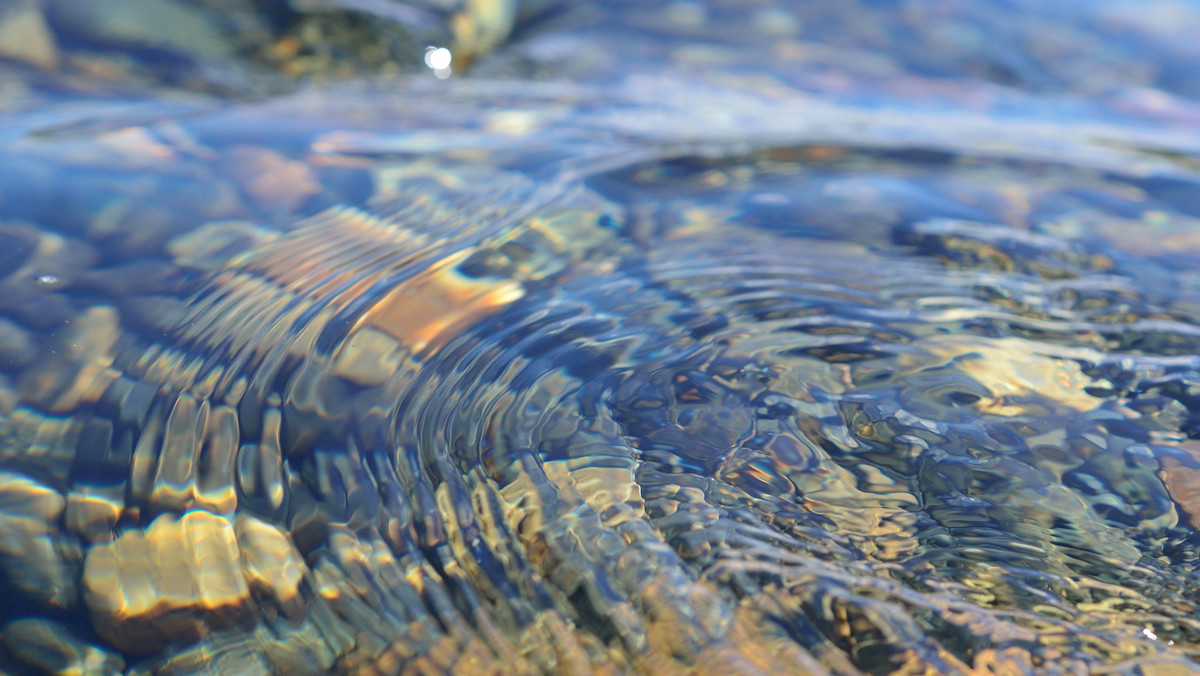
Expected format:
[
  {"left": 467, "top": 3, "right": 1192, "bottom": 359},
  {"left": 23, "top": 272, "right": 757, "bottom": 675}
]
[{"left": 5, "top": 0, "right": 1200, "bottom": 675}]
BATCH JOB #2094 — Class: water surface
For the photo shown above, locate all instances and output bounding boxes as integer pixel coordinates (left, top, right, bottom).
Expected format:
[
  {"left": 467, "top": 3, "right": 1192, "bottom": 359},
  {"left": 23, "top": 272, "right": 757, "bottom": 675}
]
[{"left": 4, "top": 1, "right": 1200, "bottom": 673}]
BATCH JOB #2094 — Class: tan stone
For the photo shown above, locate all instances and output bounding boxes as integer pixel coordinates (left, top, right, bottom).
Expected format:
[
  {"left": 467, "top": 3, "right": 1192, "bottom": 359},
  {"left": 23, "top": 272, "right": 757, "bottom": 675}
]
[
  {"left": 235, "top": 515, "right": 306, "bottom": 613},
  {"left": 912, "top": 335, "right": 1104, "bottom": 415},
  {"left": 66, "top": 487, "right": 123, "bottom": 544},
  {"left": 83, "top": 511, "right": 249, "bottom": 655},
  {"left": 332, "top": 327, "right": 406, "bottom": 386},
  {"left": 1160, "top": 442, "right": 1200, "bottom": 530},
  {"left": 167, "top": 220, "right": 277, "bottom": 271}
]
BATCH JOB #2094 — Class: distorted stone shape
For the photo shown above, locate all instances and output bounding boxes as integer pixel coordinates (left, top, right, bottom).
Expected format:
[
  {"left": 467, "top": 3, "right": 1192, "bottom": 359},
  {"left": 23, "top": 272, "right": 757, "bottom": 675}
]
[
  {"left": 147, "top": 392, "right": 211, "bottom": 514},
  {"left": 895, "top": 218, "right": 1114, "bottom": 278},
  {"left": 0, "top": 472, "right": 80, "bottom": 610},
  {"left": 1, "top": 617, "right": 126, "bottom": 675},
  {"left": 194, "top": 404, "right": 241, "bottom": 515},
  {"left": 66, "top": 486, "right": 124, "bottom": 544},
  {"left": 224, "top": 145, "right": 321, "bottom": 212},
  {"left": 0, "top": 220, "right": 95, "bottom": 285},
  {"left": 331, "top": 326, "right": 406, "bottom": 386},
  {"left": 0, "top": 0, "right": 58, "bottom": 69},
  {"left": 167, "top": 220, "right": 277, "bottom": 271},
  {"left": 360, "top": 250, "right": 524, "bottom": 355},
  {"left": 1159, "top": 441, "right": 1200, "bottom": 530},
  {"left": 910, "top": 334, "right": 1104, "bottom": 415},
  {"left": 83, "top": 510, "right": 250, "bottom": 655},
  {"left": 0, "top": 406, "right": 82, "bottom": 483},
  {"left": 235, "top": 515, "right": 306, "bottom": 616},
  {"left": 136, "top": 632, "right": 273, "bottom": 676},
  {"left": 92, "top": 126, "right": 181, "bottom": 166},
  {"left": 235, "top": 405, "right": 288, "bottom": 519},
  {"left": 0, "top": 468, "right": 62, "bottom": 522},
  {"left": 19, "top": 305, "right": 121, "bottom": 413},
  {"left": 85, "top": 180, "right": 244, "bottom": 258},
  {"left": 141, "top": 620, "right": 342, "bottom": 676}
]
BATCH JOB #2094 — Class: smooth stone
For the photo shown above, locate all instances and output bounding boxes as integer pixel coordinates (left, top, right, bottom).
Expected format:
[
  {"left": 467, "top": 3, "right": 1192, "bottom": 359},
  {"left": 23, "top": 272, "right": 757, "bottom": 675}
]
[{"left": 83, "top": 511, "right": 250, "bottom": 655}]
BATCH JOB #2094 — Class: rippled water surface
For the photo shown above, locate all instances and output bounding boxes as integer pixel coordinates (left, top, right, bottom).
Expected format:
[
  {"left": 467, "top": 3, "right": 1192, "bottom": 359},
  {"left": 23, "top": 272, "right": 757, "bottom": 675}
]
[{"left": 6, "top": 1, "right": 1200, "bottom": 674}]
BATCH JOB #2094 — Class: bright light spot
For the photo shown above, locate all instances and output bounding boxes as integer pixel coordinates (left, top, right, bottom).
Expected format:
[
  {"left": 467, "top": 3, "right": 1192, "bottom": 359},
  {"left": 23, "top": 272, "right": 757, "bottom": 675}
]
[
  {"left": 424, "top": 46, "right": 452, "bottom": 71},
  {"left": 1143, "top": 627, "right": 1158, "bottom": 641},
  {"left": 35, "top": 274, "right": 58, "bottom": 285}
]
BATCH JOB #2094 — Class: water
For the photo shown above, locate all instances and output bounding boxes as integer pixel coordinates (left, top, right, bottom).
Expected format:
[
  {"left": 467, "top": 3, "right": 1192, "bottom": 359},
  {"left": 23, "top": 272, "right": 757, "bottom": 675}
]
[{"left": 4, "top": 1, "right": 1200, "bottom": 673}]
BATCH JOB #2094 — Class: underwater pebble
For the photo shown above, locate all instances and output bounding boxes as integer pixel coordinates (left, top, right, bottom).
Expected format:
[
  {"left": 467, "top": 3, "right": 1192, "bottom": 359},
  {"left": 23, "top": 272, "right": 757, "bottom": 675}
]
[
  {"left": 83, "top": 511, "right": 250, "bottom": 655},
  {"left": 235, "top": 515, "right": 307, "bottom": 614},
  {"left": 0, "top": 318, "right": 37, "bottom": 372},
  {"left": 1, "top": 616, "right": 125, "bottom": 675},
  {"left": 0, "top": 472, "right": 80, "bottom": 611},
  {"left": 224, "top": 145, "right": 321, "bottom": 212}
]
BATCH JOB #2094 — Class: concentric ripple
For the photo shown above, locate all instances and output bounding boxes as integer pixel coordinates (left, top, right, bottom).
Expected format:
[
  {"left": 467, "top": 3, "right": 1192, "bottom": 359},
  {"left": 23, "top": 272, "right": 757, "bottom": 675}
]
[
  {"left": 363, "top": 218, "right": 1200, "bottom": 671},
  {"left": 7, "top": 145, "right": 1200, "bottom": 673}
]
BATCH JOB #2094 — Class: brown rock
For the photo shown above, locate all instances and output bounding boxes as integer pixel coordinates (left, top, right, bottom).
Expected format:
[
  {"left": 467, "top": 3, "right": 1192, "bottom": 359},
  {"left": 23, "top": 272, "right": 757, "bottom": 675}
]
[{"left": 83, "top": 511, "right": 250, "bottom": 655}]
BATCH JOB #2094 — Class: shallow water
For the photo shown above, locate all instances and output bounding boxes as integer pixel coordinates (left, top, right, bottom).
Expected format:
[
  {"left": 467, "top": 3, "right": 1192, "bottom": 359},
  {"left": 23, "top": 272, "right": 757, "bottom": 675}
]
[{"left": 5, "top": 1, "right": 1200, "bottom": 674}]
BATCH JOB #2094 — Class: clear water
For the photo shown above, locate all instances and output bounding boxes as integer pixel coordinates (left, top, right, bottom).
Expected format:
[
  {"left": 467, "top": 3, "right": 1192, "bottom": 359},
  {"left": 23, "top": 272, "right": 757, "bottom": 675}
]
[{"left": 4, "top": 1, "right": 1200, "bottom": 673}]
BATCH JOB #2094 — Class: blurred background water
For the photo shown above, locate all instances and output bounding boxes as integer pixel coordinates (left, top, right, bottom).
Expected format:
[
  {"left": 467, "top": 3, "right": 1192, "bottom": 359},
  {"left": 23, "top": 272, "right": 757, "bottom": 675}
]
[{"left": 5, "top": 1, "right": 1200, "bottom": 674}]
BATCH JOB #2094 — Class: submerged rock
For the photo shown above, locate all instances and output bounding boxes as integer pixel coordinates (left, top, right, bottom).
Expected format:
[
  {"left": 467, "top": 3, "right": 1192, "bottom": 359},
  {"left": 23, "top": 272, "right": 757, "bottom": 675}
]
[
  {"left": 1, "top": 617, "right": 125, "bottom": 676},
  {"left": 83, "top": 511, "right": 250, "bottom": 655},
  {"left": 0, "top": 473, "right": 80, "bottom": 612}
]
